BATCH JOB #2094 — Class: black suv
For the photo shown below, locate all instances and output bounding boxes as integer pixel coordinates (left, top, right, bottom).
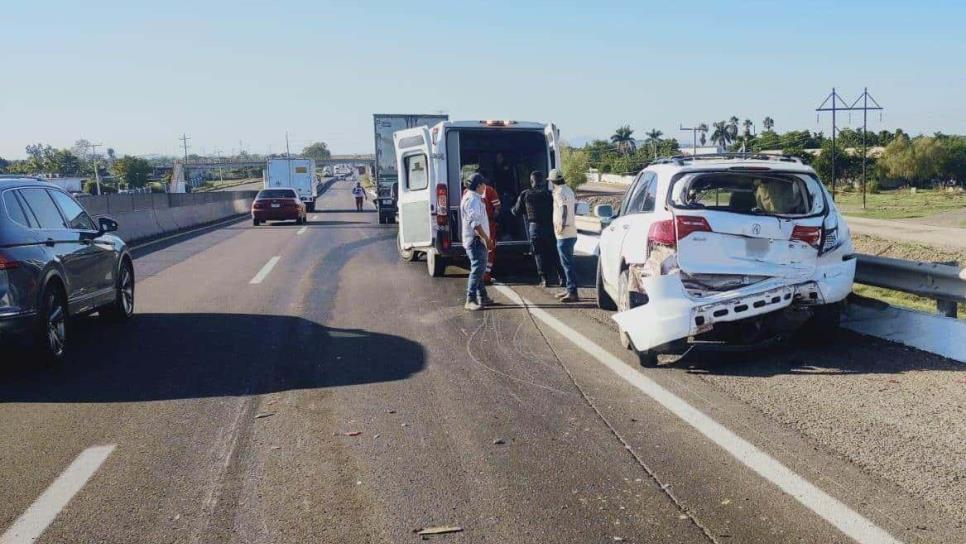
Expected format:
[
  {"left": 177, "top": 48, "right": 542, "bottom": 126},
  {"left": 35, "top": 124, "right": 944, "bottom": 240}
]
[{"left": 0, "top": 178, "right": 134, "bottom": 361}]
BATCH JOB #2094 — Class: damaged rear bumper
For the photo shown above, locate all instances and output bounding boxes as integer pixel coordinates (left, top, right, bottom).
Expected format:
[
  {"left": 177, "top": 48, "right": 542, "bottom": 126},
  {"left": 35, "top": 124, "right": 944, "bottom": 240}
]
[{"left": 612, "top": 257, "right": 855, "bottom": 352}]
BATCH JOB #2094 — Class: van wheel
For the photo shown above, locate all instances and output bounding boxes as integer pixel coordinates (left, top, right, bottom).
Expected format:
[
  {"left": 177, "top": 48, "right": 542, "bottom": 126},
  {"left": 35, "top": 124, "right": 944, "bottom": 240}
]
[
  {"left": 36, "top": 284, "right": 68, "bottom": 363},
  {"left": 306, "top": 201, "right": 315, "bottom": 212},
  {"left": 100, "top": 259, "right": 135, "bottom": 321},
  {"left": 596, "top": 261, "right": 617, "bottom": 311},
  {"left": 398, "top": 232, "right": 416, "bottom": 262},
  {"left": 426, "top": 250, "right": 446, "bottom": 277}
]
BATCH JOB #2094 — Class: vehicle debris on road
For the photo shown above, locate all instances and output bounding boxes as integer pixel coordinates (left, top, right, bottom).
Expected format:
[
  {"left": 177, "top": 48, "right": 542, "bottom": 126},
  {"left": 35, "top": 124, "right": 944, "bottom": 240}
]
[{"left": 414, "top": 525, "right": 464, "bottom": 536}]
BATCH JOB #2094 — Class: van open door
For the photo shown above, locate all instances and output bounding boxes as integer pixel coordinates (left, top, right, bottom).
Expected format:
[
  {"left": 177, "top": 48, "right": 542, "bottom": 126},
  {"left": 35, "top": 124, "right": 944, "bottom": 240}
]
[
  {"left": 545, "top": 123, "right": 561, "bottom": 172},
  {"left": 394, "top": 127, "right": 435, "bottom": 249}
]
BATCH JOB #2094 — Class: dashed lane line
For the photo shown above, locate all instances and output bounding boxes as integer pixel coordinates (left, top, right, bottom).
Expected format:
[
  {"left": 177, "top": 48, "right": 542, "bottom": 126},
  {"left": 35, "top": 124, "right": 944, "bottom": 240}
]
[
  {"left": 0, "top": 445, "right": 116, "bottom": 544},
  {"left": 297, "top": 226, "right": 308, "bottom": 235},
  {"left": 249, "top": 256, "right": 281, "bottom": 285},
  {"left": 492, "top": 284, "right": 902, "bottom": 544}
]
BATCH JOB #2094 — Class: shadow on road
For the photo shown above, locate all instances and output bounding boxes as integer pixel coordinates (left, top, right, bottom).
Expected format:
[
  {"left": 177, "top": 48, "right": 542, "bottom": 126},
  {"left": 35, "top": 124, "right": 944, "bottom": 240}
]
[{"left": 0, "top": 313, "right": 426, "bottom": 403}]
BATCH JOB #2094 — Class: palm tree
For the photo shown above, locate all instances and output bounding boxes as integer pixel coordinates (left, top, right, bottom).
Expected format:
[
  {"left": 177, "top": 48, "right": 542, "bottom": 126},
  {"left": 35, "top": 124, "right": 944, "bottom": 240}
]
[
  {"left": 710, "top": 121, "right": 733, "bottom": 149},
  {"left": 727, "top": 116, "right": 740, "bottom": 141},
  {"left": 611, "top": 125, "right": 636, "bottom": 155},
  {"left": 645, "top": 129, "right": 663, "bottom": 157},
  {"left": 698, "top": 123, "right": 708, "bottom": 146},
  {"left": 763, "top": 116, "right": 775, "bottom": 132},
  {"left": 741, "top": 119, "right": 754, "bottom": 151}
]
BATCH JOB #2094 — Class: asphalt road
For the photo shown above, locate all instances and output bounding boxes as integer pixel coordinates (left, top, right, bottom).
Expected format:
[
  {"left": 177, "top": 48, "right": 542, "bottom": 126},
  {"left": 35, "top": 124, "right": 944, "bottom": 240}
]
[{"left": 0, "top": 179, "right": 963, "bottom": 543}]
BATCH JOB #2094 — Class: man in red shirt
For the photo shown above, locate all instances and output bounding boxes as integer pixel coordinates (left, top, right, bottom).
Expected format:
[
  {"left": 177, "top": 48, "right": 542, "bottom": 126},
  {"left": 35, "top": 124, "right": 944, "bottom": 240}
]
[{"left": 481, "top": 180, "right": 501, "bottom": 283}]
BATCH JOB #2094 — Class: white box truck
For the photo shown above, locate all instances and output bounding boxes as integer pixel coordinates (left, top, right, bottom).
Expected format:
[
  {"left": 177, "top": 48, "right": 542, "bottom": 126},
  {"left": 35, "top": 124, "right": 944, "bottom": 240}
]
[
  {"left": 394, "top": 120, "right": 561, "bottom": 277},
  {"left": 263, "top": 158, "right": 318, "bottom": 211}
]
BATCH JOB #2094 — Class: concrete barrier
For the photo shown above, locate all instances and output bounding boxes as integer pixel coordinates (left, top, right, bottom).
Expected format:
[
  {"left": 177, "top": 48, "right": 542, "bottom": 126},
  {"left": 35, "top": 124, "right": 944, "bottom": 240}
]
[{"left": 76, "top": 191, "right": 256, "bottom": 244}]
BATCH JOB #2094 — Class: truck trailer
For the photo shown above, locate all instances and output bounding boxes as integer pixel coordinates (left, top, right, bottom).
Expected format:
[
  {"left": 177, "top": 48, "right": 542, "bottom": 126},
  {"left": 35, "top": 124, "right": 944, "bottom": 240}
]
[
  {"left": 373, "top": 113, "right": 449, "bottom": 224},
  {"left": 263, "top": 158, "right": 318, "bottom": 211}
]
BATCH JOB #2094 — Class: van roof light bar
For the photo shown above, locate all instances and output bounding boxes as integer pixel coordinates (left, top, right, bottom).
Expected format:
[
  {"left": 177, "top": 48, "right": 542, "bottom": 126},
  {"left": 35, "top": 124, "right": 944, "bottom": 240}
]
[{"left": 481, "top": 120, "right": 518, "bottom": 127}]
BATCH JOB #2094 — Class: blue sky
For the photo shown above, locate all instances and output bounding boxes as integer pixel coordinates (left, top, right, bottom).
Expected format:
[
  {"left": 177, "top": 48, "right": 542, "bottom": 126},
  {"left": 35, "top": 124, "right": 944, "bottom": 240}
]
[{"left": 1, "top": 0, "right": 963, "bottom": 159}]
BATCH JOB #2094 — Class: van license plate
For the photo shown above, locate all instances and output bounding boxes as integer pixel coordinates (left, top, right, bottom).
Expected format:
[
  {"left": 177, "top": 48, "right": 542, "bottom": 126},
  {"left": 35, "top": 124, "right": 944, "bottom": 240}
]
[{"left": 271, "top": 203, "right": 280, "bottom": 208}]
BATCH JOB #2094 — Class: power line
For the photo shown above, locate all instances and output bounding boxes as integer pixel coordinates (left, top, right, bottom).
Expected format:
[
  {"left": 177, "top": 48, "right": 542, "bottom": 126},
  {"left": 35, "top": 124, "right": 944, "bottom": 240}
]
[
  {"left": 815, "top": 87, "right": 884, "bottom": 205},
  {"left": 815, "top": 87, "right": 851, "bottom": 199},
  {"left": 849, "top": 88, "right": 884, "bottom": 209}
]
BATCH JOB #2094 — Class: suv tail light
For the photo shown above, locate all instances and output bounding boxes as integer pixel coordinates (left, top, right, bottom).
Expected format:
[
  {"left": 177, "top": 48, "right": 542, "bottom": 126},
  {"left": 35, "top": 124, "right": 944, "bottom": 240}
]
[
  {"left": 675, "top": 216, "right": 712, "bottom": 241},
  {"left": 791, "top": 225, "right": 822, "bottom": 249},
  {"left": 647, "top": 220, "right": 676, "bottom": 248},
  {"left": 435, "top": 184, "right": 448, "bottom": 226},
  {"left": 0, "top": 251, "right": 19, "bottom": 270}
]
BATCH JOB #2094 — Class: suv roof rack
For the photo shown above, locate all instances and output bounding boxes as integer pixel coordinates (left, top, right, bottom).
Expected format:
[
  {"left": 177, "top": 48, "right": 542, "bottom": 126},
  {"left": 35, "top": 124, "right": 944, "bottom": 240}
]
[
  {"left": 0, "top": 175, "right": 45, "bottom": 180},
  {"left": 651, "top": 153, "right": 803, "bottom": 166}
]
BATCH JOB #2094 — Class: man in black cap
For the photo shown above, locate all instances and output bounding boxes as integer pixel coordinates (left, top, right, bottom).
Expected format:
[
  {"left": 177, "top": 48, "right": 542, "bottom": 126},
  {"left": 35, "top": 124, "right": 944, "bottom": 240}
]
[
  {"left": 460, "top": 172, "right": 496, "bottom": 311},
  {"left": 512, "top": 171, "right": 563, "bottom": 288}
]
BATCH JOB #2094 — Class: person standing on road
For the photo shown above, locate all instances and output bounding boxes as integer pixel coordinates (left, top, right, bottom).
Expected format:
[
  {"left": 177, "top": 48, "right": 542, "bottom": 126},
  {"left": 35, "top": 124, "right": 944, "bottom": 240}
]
[
  {"left": 481, "top": 179, "right": 501, "bottom": 283},
  {"left": 461, "top": 173, "right": 496, "bottom": 311},
  {"left": 352, "top": 182, "right": 366, "bottom": 211},
  {"left": 549, "top": 169, "right": 579, "bottom": 302},
  {"left": 512, "top": 171, "right": 563, "bottom": 288}
]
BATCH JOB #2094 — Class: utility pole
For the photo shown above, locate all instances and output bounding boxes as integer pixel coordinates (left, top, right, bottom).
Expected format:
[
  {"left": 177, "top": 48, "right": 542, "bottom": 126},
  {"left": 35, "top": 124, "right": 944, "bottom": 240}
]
[
  {"left": 679, "top": 125, "right": 699, "bottom": 155},
  {"left": 849, "top": 88, "right": 884, "bottom": 210},
  {"left": 179, "top": 134, "right": 191, "bottom": 187},
  {"left": 285, "top": 131, "right": 292, "bottom": 187},
  {"left": 88, "top": 142, "right": 103, "bottom": 195},
  {"left": 815, "top": 88, "right": 850, "bottom": 200}
]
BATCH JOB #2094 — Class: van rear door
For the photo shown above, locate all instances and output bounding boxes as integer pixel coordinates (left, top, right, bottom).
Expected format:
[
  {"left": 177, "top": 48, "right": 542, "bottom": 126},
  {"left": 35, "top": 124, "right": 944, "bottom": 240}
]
[
  {"left": 394, "top": 127, "right": 435, "bottom": 249},
  {"left": 545, "top": 123, "right": 561, "bottom": 171}
]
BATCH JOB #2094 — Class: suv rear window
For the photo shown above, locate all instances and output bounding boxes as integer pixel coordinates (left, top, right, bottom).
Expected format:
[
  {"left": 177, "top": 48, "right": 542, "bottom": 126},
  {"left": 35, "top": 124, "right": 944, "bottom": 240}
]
[
  {"left": 670, "top": 173, "right": 821, "bottom": 216},
  {"left": 3, "top": 191, "right": 32, "bottom": 227},
  {"left": 19, "top": 188, "right": 67, "bottom": 229},
  {"left": 258, "top": 189, "right": 297, "bottom": 199}
]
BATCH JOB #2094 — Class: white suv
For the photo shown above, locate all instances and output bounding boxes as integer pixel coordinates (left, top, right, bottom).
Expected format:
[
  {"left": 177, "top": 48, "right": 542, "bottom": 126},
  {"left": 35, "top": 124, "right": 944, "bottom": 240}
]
[{"left": 595, "top": 155, "right": 855, "bottom": 365}]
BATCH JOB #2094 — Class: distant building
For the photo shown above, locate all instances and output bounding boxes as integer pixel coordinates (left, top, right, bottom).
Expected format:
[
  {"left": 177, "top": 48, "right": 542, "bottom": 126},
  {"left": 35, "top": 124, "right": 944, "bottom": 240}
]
[{"left": 678, "top": 145, "right": 726, "bottom": 156}]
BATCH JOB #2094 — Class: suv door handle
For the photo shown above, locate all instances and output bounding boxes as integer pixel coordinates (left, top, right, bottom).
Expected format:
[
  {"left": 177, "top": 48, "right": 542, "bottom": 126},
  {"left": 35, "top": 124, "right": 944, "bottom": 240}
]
[{"left": 621, "top": 224, "right": 630, "bottom": 230}]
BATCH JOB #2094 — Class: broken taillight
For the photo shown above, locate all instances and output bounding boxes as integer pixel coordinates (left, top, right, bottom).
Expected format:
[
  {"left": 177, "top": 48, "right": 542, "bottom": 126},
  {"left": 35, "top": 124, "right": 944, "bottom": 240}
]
[
  {"left": 648, "top": 220, "right": 676, "bottom": 248},
  {"left": 791, "top": 225, "right": 822, "bottom": 248}
]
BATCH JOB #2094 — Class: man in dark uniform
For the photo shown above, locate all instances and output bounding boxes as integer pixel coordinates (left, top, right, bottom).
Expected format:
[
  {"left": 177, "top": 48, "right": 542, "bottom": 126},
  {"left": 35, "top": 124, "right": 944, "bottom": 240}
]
[{"left": 511, "top": 171, "right": 563, "bottom": 288}]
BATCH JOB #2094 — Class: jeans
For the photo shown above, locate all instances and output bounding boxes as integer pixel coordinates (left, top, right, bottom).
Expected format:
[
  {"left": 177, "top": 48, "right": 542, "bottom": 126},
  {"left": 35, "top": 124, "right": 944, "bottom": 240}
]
[
  {"left": 466, "top": 238, "right": 489, "bottom": 303},
  {"left": 556, "top": 237, "right": 577, "bottom": 294},
  {"left": 529, "top": 223, "right": 561, "bottom": 282}
]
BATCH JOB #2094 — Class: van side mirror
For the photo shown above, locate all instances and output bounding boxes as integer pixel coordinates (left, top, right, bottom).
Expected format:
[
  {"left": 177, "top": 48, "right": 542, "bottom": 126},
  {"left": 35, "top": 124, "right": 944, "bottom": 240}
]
[
  {"left": 575, "top": 201, "right": 591, "bottom": 216},
  {"left": 98, "top": 216, "right": 119, "bottom": 234},
  {"left": 593, "top": 204, "right": 614, "bottom": 219}
]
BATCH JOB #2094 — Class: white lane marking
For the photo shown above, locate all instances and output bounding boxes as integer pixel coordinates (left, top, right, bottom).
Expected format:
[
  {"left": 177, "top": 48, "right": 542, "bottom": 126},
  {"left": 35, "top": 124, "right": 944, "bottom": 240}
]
[
  {"left": 296, "top": 226, "right": 307, "bottom": 235},
  {"left": 1, "top": 445, "right": 115, "bottom": 544},
  {"left": 249, "top": 256, "right": 280, "bottom": 285},
  {"left": 492, "top": 284, "right": 902, "bottom": 544}
]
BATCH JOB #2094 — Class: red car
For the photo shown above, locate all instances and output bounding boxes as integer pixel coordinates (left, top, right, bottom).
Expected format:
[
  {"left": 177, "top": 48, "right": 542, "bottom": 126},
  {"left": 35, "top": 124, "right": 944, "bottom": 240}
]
[{"left": 252, "top": 189, "right": 307, "bottom": 226}]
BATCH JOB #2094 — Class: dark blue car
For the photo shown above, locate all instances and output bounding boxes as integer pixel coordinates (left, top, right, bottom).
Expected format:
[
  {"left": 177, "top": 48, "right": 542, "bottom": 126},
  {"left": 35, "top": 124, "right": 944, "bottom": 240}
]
[{"left": 0, "top": 177, "right": 134, "bottom": 362}]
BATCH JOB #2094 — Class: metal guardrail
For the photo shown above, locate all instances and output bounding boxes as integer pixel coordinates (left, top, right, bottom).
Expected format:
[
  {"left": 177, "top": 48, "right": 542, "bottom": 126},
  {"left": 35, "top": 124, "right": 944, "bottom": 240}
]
[
  {"left": 574, "top": 215, "right": 965, "bottom": 317},
  {"left": 854, "top": 255, "right": 965, "bottom": 316}
]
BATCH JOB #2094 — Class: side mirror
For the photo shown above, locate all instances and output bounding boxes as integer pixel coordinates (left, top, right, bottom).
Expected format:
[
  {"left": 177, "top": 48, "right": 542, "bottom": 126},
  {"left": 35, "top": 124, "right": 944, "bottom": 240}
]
[
  {"left": 593, "top": 204, "right": 614, "bottom": 219},
  {"left": 98, "top": 216, "right": 119, "bottom": 234},
  {"left": 575, "top": 201, "right": 591, "bottom": 216}
]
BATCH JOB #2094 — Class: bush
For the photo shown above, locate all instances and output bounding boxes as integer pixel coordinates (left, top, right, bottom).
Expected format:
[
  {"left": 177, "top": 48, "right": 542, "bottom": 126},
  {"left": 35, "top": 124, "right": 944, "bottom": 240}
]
[
  {"left": 148, "top": 182, "right": 165, "bottom": 193},
  {"left": 561, "top": 146, "right": 588, "bottom": 190}
]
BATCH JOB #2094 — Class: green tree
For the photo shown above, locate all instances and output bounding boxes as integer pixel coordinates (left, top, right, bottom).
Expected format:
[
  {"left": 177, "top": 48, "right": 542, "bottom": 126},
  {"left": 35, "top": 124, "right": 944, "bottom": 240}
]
[
  {"left": 561, "top": 146, "right": 589, "bottom": 190},
  {"left": 302, "top": 142, "right": 331, "bottom": 161},
  {"left": 0, "top": 157, "right": 8, "bottom": 173},
  {"left": 763, "top": 117, "right": 774, "bottom": 131},
  {"left": 710, "top": 121, "right": 732, "bottom": 149},
  {"left": 697, "top": 123, "right": 708, "bottom": 146},
  {"left": 727, "top": 116, "right": 739, "bottom": 141},
  {"left": 610, "top": 125, "right": 636, "bottom": 155},
  {"left": 644, "top": 129, "right": 663, "bottom": 157},
  {"left": 111, "top": 155, "right": 153, "bottom": 188}
]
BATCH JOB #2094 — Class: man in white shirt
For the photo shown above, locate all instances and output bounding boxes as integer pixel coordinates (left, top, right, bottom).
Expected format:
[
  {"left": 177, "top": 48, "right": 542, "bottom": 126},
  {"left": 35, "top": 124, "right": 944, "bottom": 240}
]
[
  {"left": 549, "top": 169, "right": 579, "bottom": 302},
  {"left": 351, "top": 182, "right": 366, "bottom": 211},
  {"left": 460, "top": 173, "right": 496, "bottom": 311}
]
